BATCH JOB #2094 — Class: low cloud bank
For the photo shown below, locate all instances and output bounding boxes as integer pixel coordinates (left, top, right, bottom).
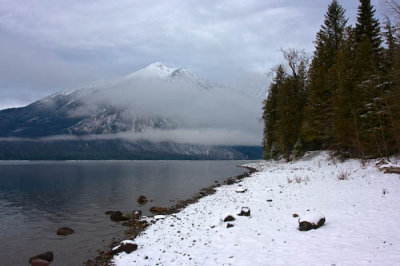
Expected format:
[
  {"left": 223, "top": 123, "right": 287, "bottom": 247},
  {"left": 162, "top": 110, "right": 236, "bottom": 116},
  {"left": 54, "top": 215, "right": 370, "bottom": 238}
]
[{"left": 0, "top": 128, "right": 261, "bottom": 146}]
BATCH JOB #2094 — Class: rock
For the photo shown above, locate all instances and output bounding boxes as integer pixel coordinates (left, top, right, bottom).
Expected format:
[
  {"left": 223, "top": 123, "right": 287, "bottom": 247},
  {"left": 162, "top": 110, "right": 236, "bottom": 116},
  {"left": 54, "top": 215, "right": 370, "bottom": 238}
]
[
  {"left": 137, "top": 195, "right": 148, "bottom": 204},
  {"left": 122, "top": 212, "right": 132, "bottom": 220},
  {"left": 111, "top": 243, "right": 138, "bottom": 255},
  {"left": 132, "top": 220, "right": 148, "bottom": 229},
  {"left": 132, "top": 210, "right": 142, "bottom": 219},
  {"left": 238, "top": 207, "right": 251, "bottom": 217},
  {"left": 267, "top": 199, "right": 273, "bottom": 202},
  {"left": 224, "top": 215, "right": 235, "bottom": 222},
  {"left": 29, "top": 251, "right": 53, "bottom": 263},
  {"left": 110, "top": 211, "right": 127, "bottom": 222},
  {"left": 298, "top": 213, "right": 325, "bottom": 231},
  {"left": 293, "top": 213, "right": 299, "bottom": 218},
  {"left": 226, "top": 178, "right": 235, "bottom": 185},
  {"left": 201, "top": 187, "right": 216, "bottom": 194},
  {"left": 226, "top": 223, "right": 234, "bottom": 228},
  {"left": 57, "top": 227, "right": 74, "bottom": 236},
  {"left": 149, "top": 206, "right": 167, "bottom": 214},
  {"left": 235, "top": 188, "right": 247, "bottom": 193},
  {"left": 298, "top": 221, "right": 314, "bottom": 231},
  {"left": 30, "top": 259, "right": 50, "bottom": 266}
]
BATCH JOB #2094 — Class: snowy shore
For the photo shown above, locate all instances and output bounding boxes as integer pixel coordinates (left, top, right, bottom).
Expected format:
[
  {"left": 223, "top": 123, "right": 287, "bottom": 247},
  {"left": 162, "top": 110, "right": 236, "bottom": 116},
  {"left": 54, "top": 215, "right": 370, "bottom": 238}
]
[{"left": 112, "top": 151, "right": 400, "bottom": 265}]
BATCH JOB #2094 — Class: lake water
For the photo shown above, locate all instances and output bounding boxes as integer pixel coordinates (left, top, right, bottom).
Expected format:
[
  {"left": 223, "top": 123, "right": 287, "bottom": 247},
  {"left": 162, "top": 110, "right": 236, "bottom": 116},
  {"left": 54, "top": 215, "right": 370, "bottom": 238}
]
[{"left": 0, "top": 160, "right": 249, "bottom": 266}]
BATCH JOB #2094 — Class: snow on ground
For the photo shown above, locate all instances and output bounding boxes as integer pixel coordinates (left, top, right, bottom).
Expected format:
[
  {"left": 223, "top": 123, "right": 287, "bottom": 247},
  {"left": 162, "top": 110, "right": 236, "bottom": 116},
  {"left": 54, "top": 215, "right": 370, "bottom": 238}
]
[{"left": 113, "top": 151, "right": 400, "bottom": 265}]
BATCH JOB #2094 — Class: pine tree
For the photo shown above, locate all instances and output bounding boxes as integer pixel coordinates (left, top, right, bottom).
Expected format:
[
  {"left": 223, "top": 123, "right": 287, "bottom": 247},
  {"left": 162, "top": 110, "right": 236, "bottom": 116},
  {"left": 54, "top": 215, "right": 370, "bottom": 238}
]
[
  {"left": 276, "top": 49, "right": 308, "bottom": 160},
  {"left": 301, "top": 0, "right": 348, "bottom": 149},
  {"left": 356, "top": 0, "right": 382, "bottom": 59},
  {"left": 335, "top": 27, "right": 362, "bottom": 156},
  {"left": 262, "top": 50, "right": 309, "bottom": 161},
  {"left": 382, "top": 17, "right": 400, "bottom": 153},
  {"left": 262, "top": 65, "right": 285, "bottom": 159}
]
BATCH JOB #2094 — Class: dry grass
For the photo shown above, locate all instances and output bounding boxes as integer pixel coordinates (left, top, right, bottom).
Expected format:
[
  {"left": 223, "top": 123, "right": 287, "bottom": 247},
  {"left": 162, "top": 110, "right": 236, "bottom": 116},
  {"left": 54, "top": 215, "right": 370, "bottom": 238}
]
[
  {"left": 337, "top": 169, "right": 351, "bottom": 180},
  {"left": 288, "top": 176, "right": 310, "bottom": 185}
]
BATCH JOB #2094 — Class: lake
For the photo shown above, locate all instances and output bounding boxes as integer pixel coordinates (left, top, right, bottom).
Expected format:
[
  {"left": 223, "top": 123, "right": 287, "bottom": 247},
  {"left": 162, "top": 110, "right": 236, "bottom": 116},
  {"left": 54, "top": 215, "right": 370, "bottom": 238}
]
[{"left": 0, "top": 160, "right": 250, "bottom": 266}]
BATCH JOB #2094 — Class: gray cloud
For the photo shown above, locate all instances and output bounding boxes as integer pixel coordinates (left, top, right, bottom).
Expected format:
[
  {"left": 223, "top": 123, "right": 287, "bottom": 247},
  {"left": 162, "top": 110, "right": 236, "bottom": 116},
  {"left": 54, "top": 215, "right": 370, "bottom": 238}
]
[
  {"left": 0, "top": 0, "right": 384, "bottom": 108},
  {"left": 58, "top": 71, "right": 264, "bottom": 145}
]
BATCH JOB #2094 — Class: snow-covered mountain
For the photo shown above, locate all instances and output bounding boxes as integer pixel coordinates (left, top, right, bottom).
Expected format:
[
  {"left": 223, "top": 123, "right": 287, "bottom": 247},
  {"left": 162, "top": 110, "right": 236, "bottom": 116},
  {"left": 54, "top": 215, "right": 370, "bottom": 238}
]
[
  {"left": 0, "top": 62, "right": 263, "bottom": 159},
  {"left": 125, "top": 62, "right": 215, "bottom": 91}
]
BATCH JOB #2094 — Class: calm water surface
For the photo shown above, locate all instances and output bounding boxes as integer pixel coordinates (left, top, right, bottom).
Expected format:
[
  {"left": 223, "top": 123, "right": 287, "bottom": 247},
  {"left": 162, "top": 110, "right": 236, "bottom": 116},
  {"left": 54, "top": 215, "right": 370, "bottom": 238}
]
[{"left": 0, "top": 160, "right": 250, "bottom": 266}]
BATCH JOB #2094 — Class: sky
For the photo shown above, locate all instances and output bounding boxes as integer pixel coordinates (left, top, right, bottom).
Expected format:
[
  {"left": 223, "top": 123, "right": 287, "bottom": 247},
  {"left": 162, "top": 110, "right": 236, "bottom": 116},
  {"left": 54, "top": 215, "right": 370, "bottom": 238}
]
[{"left": 0, "top": 0, "right": 385, "bottom": 110}]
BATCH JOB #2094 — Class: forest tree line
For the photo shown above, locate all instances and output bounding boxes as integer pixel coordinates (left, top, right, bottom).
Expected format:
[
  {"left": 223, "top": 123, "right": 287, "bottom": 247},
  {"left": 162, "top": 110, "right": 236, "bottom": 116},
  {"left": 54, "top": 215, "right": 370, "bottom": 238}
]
[{"left": 262, "top": 0, "right": 400, "bottom": 160}]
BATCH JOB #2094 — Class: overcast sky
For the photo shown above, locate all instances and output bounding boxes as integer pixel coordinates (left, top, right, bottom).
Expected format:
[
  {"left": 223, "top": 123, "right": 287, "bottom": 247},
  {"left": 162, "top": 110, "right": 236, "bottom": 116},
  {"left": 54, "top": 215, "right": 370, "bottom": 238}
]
[{"left": 0, "top": 0, "right": 384, "bottom": 110}]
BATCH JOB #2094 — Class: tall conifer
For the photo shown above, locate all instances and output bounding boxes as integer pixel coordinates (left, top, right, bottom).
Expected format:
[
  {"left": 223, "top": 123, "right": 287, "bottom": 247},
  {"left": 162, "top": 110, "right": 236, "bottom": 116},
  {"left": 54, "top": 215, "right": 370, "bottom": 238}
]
[{"left": 301, "top": 0, "right": 347, "bottom": 149}]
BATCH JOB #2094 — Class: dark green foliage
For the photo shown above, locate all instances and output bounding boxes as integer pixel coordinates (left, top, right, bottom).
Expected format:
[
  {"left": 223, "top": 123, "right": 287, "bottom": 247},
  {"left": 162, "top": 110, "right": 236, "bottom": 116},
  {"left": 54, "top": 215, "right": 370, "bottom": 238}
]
[
  {"left": 262, "top": 49, "right": 309, "bottom": 160},
  {"left": 262, "top": 65, "right": 285, "bottom": 159},
  {"left": 262, "top": 0, "right": 400, "bottom": 159},
  {"left": 293, "top": 138, "right": 305, "bottom": 159},
  {"left": 355, "top": 0, "right": 383, "bottom": 60},
  {"left": 302, "top": 0, "right": 347, "bottom": 149}
]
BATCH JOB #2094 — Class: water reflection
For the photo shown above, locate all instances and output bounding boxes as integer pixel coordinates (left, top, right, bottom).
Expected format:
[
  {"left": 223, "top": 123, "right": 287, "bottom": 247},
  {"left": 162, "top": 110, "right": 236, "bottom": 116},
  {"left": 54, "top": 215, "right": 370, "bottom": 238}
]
[{"left": 0, "top": 160, "right": 248, "bottom": 266}]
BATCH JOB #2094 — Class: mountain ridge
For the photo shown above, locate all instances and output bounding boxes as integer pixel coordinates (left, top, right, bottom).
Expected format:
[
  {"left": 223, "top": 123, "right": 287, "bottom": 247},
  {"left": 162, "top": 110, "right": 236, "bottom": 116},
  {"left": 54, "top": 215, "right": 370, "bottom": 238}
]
[{"left": 0, "top": 62, "right": 263, "bottom": 159}]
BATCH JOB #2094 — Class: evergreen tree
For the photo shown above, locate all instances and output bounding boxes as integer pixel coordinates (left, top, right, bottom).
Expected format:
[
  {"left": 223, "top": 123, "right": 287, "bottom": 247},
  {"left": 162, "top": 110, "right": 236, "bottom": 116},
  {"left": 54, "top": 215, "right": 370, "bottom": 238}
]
[
  {"left": 353, "top": 0, "right": 389, "bottom": 157},
  {"left": 335, "top": 27, "right": 362, "bottom": 156},
  {"left": 262, "top": 50, "right": 308, "bottom": 161},
  {"left": 356, "top": 0, "right": 382, "bottom": 58},
  {"left": 382, "top": 17, "right": 400, "bottom": 153},
  {"left": 262, "top": 65, "right": 285, "bottom": 159},
  {"left": 276, "top": 49, "right": 308, "bottom": 160},
  {"left": 301, "top": 0, "right": 348, "bottom": 149},
  {"left": 262, "top": 0, "right": 400, "bottom": 159}
]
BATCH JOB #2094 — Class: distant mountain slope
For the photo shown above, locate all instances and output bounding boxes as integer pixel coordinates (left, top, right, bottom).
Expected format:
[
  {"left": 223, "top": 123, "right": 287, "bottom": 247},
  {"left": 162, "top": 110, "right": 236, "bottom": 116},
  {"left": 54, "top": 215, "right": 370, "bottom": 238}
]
[
  {"left": 0, "top": 62, "right": 263, "bottom": 159},
  {"left": 0, "top": 140, "right": 262, "bottom": 160}
]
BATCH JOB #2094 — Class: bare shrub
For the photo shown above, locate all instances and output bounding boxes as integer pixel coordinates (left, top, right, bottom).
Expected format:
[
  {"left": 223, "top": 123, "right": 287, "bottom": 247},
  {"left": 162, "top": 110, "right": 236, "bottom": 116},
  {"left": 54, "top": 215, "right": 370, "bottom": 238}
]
[
  {"left": 337, "top": 169, "right": 351, "bottom": 180},
  {"left": 287, "top": 178, "right": 293, "bottom": 184},
  {"left": 295, "top": 175, "right": 302, "bottom": 183}
]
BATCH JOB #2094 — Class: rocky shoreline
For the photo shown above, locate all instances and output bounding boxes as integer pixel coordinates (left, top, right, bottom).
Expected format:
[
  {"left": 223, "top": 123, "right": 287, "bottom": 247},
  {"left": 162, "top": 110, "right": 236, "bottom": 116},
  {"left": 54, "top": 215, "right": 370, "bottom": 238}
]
[{"left": 85, "top": 165, "right": 257, "bottom": 266}]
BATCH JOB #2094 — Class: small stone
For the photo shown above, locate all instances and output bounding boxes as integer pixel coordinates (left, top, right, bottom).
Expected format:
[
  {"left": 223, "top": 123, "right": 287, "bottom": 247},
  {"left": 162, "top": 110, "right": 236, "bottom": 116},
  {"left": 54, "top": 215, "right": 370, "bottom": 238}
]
[
  {"left": 149, "top": 206, "right": 168, "bottom": 214},
  {"left": 121, "top": 221, "right": 131, "bottom": 226},
  {"left": 238, "top": 207, "right": 251, "bottom": 217},
  {"left": 132, "top": 210, "right": 142, "bottom": 219},
  {"left": 298, "top": 221, "right": 314, "bottom": 231},
  {"left": 111, "top": 243, "right": 138, "bottom": 255},
  {"left": 267, "top": 199, "right": 273, "bottom": 202},
  {"left": 110, "top": 211, "right": 126, "bottom": 222},
  {"left": 30, "top": 259, "right": 49, "bottom": 266},
  {"left": 137, "top": 195, "right": 148, "bottom": 204},
  {"left": 298, "top": 213, "right": 326, "bottom": 231},
  {"left": 224, "top": 215, "right": 235, "bottom": 222},
  {"left": 57, "top": 227, "right": 74, "bottom": 236},
  {"left": 29, "top": 251, "right": 53, "bottom": 263},
  {"left": 226, "top": 178, "right": 235, "bottom": 185},
  {"left": 293, "top": 213, "right": 299, "bottom": 218},
  {"left": 226, "top": 223, "right": 234, "bottom": 228}
]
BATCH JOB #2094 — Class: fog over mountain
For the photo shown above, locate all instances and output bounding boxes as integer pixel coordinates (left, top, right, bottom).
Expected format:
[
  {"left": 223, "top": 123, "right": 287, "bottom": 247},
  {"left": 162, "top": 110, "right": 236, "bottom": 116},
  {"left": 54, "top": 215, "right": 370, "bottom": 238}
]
[{"left": 0, "top": 62, "right": 263, "bottom": 147}]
